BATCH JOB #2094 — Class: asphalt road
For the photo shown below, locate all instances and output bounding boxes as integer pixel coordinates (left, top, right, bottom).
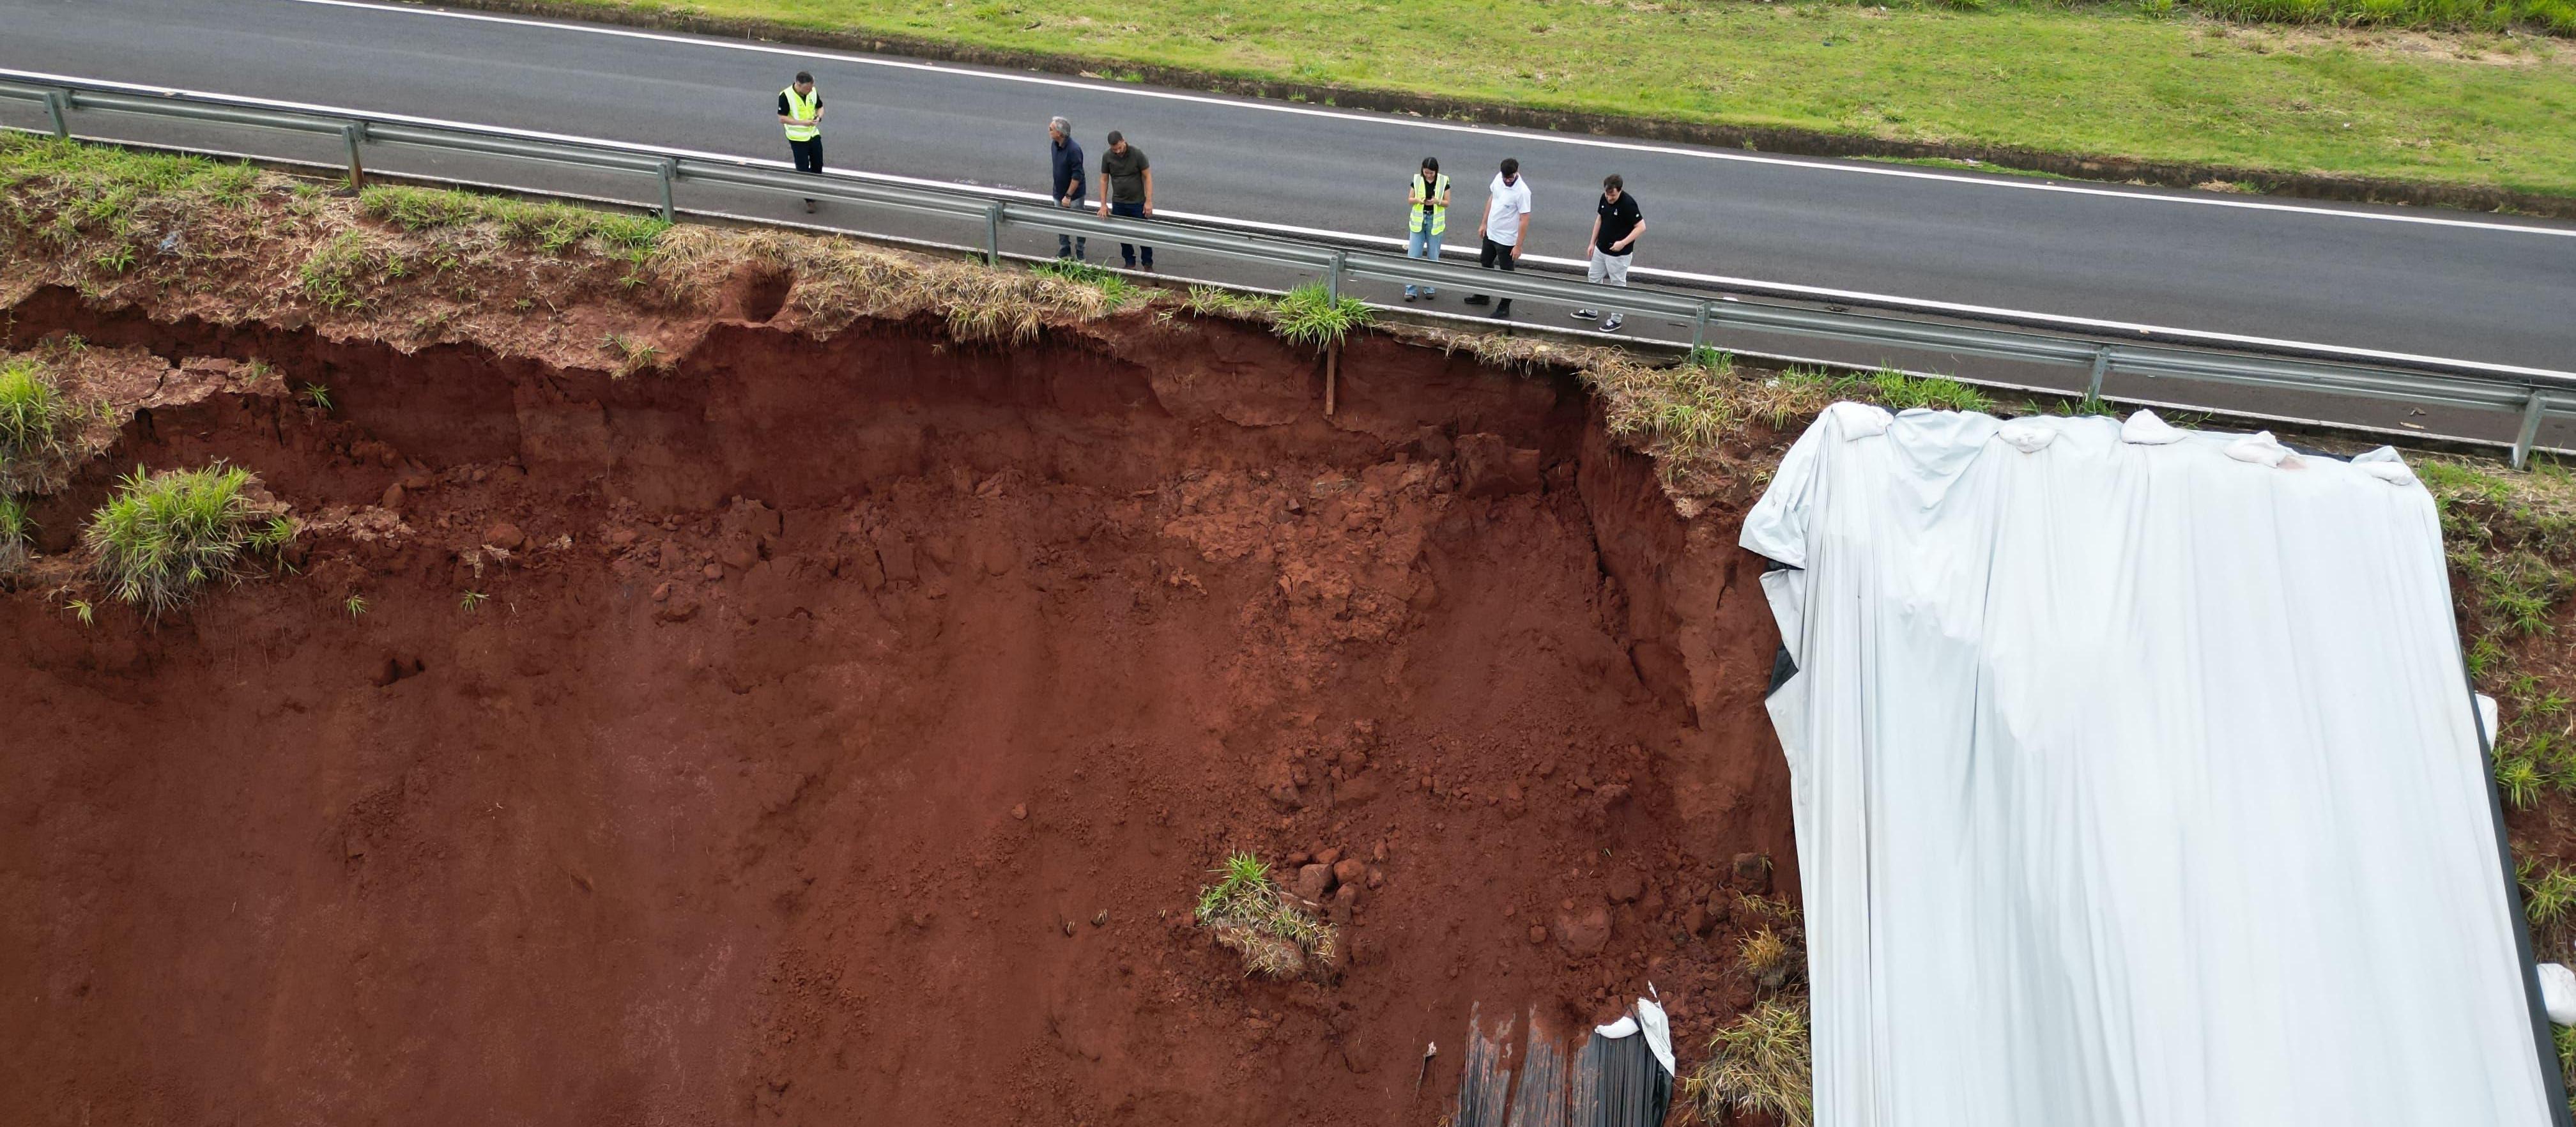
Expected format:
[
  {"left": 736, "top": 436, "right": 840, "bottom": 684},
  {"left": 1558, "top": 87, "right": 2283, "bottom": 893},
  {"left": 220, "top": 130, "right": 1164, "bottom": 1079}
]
[{"left": 1, "top": 0, "right": 2572, "bottom": 424}]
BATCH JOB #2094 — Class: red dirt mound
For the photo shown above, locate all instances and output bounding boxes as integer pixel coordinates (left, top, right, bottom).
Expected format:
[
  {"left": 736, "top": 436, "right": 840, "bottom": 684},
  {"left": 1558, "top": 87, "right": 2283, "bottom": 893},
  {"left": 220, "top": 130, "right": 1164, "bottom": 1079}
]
[{"left": 0, "top": 293, "right": 1791, "bottom": 1125}]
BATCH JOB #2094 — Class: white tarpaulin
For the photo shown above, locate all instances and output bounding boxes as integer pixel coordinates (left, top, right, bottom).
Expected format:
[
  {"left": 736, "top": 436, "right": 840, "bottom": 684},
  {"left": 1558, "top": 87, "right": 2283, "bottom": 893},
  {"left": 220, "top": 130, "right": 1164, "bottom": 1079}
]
[{"left": 1743, "top": 404, "right": 2553, "bottom": 1127}]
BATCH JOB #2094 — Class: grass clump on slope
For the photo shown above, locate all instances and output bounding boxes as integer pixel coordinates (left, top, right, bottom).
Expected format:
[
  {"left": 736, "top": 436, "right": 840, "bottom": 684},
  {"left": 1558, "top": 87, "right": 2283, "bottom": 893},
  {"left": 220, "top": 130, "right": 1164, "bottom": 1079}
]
[
  {"left": 0, "top": 356, "right": 70, "bottom": 491},
  {"left": 0, "top": 496, "right": 29, "bottom": 576},
  {"left": 1193, "top": 852, "right": 1338, "bottom": 980},
  {"left": 1271, "top": 282, "right": 1370, "bottom": 351},
  {"left": 84, "top": 463, "right": 294, "bottom": 617}
]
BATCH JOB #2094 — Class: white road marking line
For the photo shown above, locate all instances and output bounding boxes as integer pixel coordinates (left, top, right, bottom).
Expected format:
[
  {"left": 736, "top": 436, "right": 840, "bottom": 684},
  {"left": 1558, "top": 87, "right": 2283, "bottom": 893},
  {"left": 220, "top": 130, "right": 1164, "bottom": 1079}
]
[
  {"left": 15, "top": 63, "right": 2569, "bottom": 380},
  {"left": 279, "top": 0, "right": 2576, "bottom": 239}
]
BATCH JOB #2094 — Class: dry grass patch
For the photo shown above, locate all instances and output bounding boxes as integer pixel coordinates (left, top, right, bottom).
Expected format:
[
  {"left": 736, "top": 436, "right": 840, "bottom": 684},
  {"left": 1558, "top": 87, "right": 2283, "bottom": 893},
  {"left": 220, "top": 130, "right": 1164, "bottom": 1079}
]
[{"left": 1682, "top": 998, "right": 1814, "bottom": 1127}]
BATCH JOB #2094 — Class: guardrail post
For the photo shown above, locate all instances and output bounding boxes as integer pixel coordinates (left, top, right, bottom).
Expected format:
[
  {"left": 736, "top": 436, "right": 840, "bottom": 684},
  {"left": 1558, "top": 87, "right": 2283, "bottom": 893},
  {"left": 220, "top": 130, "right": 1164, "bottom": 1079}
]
[
  {"left": 2515, "top": 390, "right": 2550, "bottom": 470},
  {"left": 1326, "top": 250, "right": 1346, "bottom": 303},
  {"left": 655, "top": 158, "right": 677, "bottom": 223},
  {"left": 43, "top": 90, "right": 70, "bottom": 139},
  {"left": 2087, "top": 347, "right": 2112, "bottom": 402},
  {"left": 341, "top": 121, "right": 366, "bottom": 189},
  {"left": 1689, "top": 301, "right": 1712, "bottom": 356},
  {"left": 983, "top": 199, "right": 1004, "bottom": 267}
]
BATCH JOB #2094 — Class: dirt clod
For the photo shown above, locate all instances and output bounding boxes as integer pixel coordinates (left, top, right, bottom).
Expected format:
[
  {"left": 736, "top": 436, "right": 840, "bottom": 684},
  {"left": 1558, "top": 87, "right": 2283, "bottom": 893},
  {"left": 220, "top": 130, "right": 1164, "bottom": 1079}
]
[
  {"left": 1296, "top": 863, "right": 1333, "bottom": 903},
  {"left": 1557, "top": 905, "right": 1613, "bottom": 956}
]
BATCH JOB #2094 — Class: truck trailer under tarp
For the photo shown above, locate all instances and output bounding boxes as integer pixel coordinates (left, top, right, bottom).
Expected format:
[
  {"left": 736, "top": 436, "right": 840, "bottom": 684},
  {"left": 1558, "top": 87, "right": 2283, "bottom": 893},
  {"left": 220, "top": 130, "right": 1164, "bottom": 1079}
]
[{"left": 1742, "top": 404, "right": 2559, "bottom": 1127}]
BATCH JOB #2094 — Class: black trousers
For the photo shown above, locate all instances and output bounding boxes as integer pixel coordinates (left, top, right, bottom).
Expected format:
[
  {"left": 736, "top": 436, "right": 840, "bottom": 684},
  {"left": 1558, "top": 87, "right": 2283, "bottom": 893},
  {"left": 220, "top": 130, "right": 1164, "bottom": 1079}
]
[
  {"left": 788, "top": 136, "right": 824, "bottom": 174},
  {"left": 1110, "top": 200, "right": 1153, "bottom": 270},
  {"left": 1478, "top": 236, "right": 1518, "bottom": 310}
]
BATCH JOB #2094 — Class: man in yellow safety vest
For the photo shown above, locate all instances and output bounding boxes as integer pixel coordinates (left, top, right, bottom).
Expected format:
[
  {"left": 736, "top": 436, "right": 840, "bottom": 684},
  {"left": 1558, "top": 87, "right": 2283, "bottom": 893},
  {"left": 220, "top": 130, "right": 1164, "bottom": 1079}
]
[
  {"left": 776, "top": 71, "right": 825, "bottom": 213},
  {"left": 1404, "top": 157, "right": 1451, "bottom": 303}
]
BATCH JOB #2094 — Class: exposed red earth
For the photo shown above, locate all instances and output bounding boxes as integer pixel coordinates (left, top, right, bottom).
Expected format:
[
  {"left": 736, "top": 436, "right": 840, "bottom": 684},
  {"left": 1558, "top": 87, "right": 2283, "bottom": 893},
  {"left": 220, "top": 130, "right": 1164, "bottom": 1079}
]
[{"left": 0, "top": 284, "right": 1800, "bottom": 1125}]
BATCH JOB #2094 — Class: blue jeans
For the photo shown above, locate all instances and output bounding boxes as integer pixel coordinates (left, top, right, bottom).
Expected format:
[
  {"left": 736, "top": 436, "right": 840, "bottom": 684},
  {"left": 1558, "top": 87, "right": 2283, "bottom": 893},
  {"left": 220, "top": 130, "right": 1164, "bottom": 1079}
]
[
  {"left": 1405, "top": 226, "right": 1443, "bottom": 296},
  {"left": 1109, "top": 201, "right": 1153, "bottom": 270}
]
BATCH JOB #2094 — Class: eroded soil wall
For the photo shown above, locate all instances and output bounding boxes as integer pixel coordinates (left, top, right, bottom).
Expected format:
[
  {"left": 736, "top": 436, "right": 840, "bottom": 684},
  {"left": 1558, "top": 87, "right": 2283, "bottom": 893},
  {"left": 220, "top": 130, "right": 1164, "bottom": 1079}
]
[{"left": 0, "top": 295, "right": 1789, "bottom": 1125}]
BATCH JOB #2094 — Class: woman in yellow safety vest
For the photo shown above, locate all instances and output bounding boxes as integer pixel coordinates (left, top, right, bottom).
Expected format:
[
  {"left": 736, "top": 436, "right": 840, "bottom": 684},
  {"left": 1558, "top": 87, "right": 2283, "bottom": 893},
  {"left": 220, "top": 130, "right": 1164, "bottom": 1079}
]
[
  {"left": 1405, "top": 157, "right": 1451, "bottom": 302},
  {"left": 778, "top": 71, "right": 825, "bottom": 212}
]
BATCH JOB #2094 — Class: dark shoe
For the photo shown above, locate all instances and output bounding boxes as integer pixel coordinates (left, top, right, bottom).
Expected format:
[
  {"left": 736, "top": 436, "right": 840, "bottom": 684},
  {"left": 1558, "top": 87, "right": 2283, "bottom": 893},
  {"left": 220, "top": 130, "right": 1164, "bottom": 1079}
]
[
  {"left": 1573, "top": 309, "right": 1600, "bottom": 321},
  {"left": 1491, "top": 303, "right": 1512, "bottom": 319},
  {"left": 803, "top": 199, "right": 816, "bottom": 213},
  {"left": 1404, "top": 291, "right": 1418, "bottom": 302},
  {"left": 1601, "top": 314, "right": 1624, "bottom": 332},
  {"left": 1464, "top": 294, "right": 1491, "bottom": 306}
]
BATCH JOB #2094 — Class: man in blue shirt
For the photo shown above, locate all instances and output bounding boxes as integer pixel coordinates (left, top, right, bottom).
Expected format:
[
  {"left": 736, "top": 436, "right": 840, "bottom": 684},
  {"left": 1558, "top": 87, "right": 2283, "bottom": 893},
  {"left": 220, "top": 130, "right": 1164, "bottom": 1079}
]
[{"left": 1048, "top": 116, "right": 1086, "bottom": 261}]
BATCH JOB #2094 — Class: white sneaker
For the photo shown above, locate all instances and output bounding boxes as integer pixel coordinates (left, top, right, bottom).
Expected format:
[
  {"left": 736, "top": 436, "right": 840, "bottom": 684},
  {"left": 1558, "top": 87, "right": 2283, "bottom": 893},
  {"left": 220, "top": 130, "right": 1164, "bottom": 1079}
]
[
  {"left": 1572, "top": 309, "right": 1600, "bottom": 321},
  {"left": 1602, "top": 314, "right": 1625, "bottom": 332}
]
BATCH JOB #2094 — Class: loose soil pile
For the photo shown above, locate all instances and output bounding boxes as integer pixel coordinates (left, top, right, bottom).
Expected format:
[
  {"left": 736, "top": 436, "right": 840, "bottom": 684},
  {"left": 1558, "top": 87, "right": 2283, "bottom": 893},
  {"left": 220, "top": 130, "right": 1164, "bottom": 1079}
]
[{"left": 0, "top": 247, "right": 1802, "bottom": 1122}]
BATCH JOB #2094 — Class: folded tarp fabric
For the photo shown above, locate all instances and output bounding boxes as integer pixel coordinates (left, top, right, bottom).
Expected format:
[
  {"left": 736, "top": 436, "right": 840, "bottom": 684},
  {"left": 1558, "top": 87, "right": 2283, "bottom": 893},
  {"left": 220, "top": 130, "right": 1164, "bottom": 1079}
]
[{"left": 1743, "top": 406, "right": 2552, "bottom": 1126}]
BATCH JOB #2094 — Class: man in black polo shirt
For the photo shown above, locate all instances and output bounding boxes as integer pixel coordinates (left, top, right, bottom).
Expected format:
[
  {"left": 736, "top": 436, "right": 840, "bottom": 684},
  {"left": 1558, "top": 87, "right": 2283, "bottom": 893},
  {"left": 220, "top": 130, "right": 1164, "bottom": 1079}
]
[
  {"left": 1575, "top": 174, "right": 1646, "bottom": 332},
  {"left": 1094, "top": 130, "right": 1154, "bottom": 270}
]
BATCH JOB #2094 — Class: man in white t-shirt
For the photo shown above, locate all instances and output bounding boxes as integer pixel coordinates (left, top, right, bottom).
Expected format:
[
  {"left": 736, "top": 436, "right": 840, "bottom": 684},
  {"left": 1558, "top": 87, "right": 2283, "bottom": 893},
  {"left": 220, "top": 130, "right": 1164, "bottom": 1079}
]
[{"left": 1464, "top": 158, "right": 1532, "bottom": 319}]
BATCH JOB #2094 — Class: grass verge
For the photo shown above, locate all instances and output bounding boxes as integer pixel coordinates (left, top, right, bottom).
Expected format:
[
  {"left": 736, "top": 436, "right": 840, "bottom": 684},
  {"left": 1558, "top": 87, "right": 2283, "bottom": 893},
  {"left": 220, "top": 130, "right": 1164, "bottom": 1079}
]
[
  {"left": 1193, "top": 852, "right": 1339, "bottom": 979},
  {"left": 546, "top": 0, "right": 2576, "bottom": 199},
  {"left": 82, "top": 463, "right": 291, "bottom": 617}
]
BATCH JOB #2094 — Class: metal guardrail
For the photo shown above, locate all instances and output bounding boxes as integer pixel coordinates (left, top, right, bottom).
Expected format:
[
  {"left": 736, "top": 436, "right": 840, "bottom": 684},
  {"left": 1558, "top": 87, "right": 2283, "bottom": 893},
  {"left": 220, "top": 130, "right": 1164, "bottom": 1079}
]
[{"left": 6, "top": 68, "right": 2575, "bottom": 464}]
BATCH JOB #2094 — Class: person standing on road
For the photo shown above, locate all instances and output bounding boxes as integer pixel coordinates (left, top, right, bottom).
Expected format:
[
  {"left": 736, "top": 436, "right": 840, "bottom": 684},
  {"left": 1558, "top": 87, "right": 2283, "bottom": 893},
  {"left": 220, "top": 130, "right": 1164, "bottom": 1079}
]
[
  {"left": 1049, "top": 116, "right": 1087, "bottom": 261},
  {"left": 777, "top": 70, "right": 825, "bottom": 213},
  {"left": 1096, "top": 130, "right": 1154, "bottom": 271},
  {"left": 1465, "top": 158, "right": 1532, "bottom": 318},
  {"left": 1403, "top": 157, "right": 1452, "bottom": 302},
  {"left": 1576, "top": 174, "right": 1645, "bottom": 332}
]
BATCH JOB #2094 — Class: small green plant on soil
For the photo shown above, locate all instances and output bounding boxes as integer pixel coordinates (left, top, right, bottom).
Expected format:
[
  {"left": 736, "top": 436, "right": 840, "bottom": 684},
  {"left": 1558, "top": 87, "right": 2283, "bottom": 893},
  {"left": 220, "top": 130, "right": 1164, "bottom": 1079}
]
[
  {"left": 601, "top": 332, "right": 668, "bottom": 378},
  {"left": 460, "top": 590, "right": 488, "bottom": 612},
  {"left": 1193, "top": 851, "right": 1338, "bottom": 979},
  {"left": 0, "top": 495, "right": 29, "bottom": 574},
  {"left": 2524, "top": 860, "right": 2576, "bottom": 927},
  {"left": 63, "top": 597, "right": 93, "bottom": 627},
  {"left": 89, "top": 243, "right": 138, "bottom": 275},
  {"left": 0, "top": 356, "right": 70, "bottom": 488},
  {"left": 1031, "top": 258, "right": 1136, "bottom": 306},
  {"left": 1682, "top": 999, "right": 1814, "bottom": 1127},
  {"left": 299, "top": 383, "right": 334, "bottom": 412},
  {"left": 344, "top": 592, "right": 369, "bottom": 618},
  {"left": 82, "top": 463, "right": 288, "bottom": 617},
  {"left": 1270, "top": 282, "right": 1370, "bottom": 351},
  {"left": 299, "top": 230, "right": 411, "bottom": 312}
]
